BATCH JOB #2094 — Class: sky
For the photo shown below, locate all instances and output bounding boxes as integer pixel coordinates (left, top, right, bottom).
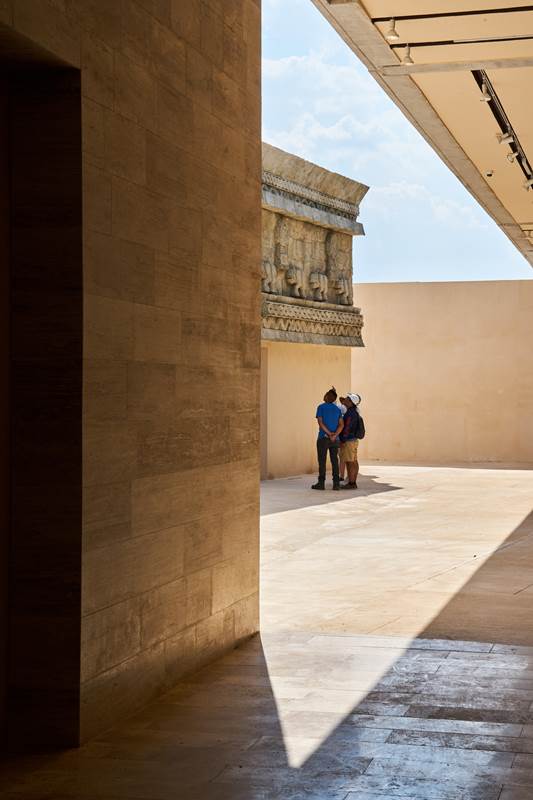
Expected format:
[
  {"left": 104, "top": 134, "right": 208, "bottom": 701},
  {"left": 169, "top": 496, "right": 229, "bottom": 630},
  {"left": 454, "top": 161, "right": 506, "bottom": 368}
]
[{"left": 262, "top": 0, "right": 533, "bottom": 283}]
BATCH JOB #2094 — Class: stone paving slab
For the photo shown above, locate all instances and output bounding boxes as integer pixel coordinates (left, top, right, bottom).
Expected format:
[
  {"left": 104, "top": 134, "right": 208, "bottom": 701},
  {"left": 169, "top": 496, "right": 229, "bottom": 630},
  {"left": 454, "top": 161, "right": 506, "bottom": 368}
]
[{"left": 3, "top": 632, "right": 533, "bottom": 799}]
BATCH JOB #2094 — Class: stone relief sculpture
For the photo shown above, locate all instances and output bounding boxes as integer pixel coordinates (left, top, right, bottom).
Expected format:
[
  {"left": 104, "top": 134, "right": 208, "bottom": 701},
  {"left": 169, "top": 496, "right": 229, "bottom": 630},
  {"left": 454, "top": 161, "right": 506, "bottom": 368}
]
[
  {"left": 260, "top": 143, "right": 367, "bottom": 346},
  {"left": 309, "top": 271, "right": 328, "bottom": 301},
  {"left": 261, "top": 213, "right": 287, "bottom": 295},
  {"left": 286, "top": 265, "right": 305, "bottom": 298},
  {"left": 260, "top": 215, "right": 356, "bottom": 307},
  {"left": 274, "top": 214, "right": 289, "bottom": 274},
  {"left": 325, "top": 231, "right": 353, "bottom": 306}
]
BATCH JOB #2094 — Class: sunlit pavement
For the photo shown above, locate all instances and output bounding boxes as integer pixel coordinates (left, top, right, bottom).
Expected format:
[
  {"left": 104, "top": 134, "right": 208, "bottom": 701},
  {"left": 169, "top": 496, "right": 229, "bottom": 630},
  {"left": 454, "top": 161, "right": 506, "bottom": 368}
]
[{"left": 261, "top": 464, "right": 533, "bottom": 644}]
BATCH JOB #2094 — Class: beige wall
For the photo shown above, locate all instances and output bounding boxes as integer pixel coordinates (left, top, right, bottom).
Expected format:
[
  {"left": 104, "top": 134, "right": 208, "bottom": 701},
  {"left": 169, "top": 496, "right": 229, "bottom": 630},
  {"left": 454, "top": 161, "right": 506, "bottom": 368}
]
[
  {"left": 352, "top": 281, "right": 533, "bottom": 464},
  {"left": 261, "top": 341, "right": 351, "bottom": 479},
  {"left": 2, "top": 0, "right": 261, "bottom": 746}
]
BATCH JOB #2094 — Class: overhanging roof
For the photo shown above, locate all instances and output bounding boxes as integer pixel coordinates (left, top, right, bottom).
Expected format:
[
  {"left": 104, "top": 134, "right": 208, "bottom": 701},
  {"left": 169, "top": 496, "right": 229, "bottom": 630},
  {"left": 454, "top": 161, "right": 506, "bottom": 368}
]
[{"left": 311, "top": 0, "right": 533, "bottom": 267}]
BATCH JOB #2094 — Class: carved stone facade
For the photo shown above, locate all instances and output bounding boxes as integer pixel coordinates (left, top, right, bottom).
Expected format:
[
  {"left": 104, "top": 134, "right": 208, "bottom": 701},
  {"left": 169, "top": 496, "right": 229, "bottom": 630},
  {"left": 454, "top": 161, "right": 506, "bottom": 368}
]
[{"left": 261, "top": 144, "right": 368, "bottom": 347}]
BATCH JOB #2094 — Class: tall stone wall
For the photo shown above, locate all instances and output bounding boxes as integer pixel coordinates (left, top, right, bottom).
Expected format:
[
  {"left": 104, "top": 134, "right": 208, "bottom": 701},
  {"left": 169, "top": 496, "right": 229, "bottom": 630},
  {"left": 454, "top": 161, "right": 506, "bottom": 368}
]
[
  {"left": 1, "top": 0, "right": 261, "bottom": 745},
  {"left": 261, "top": 341, "right": 352, "bottom": 479},
  {"left": 353, "top": 281, "right": 533, "bottom": 464}
]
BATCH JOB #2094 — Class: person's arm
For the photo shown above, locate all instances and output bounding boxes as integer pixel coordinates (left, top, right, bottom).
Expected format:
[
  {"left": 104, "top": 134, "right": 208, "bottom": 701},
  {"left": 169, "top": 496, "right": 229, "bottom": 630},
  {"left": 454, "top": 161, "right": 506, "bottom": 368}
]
[
  {"left": 330, "top": 417, "right": 344, "bottom": 441},
  {"left": 317, "top": 416, "right": 332, "bottom": 436}
]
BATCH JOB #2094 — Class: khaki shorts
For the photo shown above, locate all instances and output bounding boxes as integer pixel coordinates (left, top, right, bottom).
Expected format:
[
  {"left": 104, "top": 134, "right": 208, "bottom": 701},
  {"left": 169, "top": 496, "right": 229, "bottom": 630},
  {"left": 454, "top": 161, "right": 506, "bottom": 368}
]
[{"left": 340, "top": 439, "right": 359, "bottom": 463}]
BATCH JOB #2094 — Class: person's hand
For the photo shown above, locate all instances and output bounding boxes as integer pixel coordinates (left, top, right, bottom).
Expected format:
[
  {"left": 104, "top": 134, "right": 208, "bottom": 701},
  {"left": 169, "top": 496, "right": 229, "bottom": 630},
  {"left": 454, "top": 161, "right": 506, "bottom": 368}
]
[{"left": 328, "top": 433, "right": 336, "bottom": 442}]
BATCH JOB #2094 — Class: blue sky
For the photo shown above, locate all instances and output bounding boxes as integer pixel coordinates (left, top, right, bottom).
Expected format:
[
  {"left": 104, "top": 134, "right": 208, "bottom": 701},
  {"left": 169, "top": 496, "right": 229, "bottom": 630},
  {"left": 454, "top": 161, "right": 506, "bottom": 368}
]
[{"left": 262, "top": 0, "right": 533, "bottom": 283}]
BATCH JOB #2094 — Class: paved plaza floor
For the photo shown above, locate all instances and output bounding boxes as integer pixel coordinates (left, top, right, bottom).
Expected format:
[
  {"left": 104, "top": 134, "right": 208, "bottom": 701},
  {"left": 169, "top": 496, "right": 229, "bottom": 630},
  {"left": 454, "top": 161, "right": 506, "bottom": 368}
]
[
  {"left": 3, "top": 464, "right": 533, "bottom": 799},
  {"left": 261, "top": 464, "right": 533, "bottom": 645}
]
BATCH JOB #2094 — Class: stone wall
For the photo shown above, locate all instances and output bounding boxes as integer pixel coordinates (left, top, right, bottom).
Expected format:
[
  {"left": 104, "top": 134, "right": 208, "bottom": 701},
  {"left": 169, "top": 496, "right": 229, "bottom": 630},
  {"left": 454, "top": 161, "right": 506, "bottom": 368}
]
[
  {"left": 353, "top": 281, "right": 533, "bottom": 464},
  {"left": 1, "top": 0, "right": 261, "bottom": 746},
  {"left": 260, "top": 341, "right": 351, "bottom": 479}
]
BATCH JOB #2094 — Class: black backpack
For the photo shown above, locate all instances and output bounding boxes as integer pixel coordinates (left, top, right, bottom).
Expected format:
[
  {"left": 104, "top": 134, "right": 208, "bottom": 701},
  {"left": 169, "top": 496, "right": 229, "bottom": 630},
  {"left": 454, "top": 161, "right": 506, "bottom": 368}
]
[{"left": 355, "top": 410, "right": 365, "bottom": 440}]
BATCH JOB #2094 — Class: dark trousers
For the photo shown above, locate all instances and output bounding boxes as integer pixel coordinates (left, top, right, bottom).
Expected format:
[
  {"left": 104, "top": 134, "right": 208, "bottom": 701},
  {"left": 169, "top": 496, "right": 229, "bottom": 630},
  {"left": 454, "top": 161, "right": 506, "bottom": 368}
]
[{"left": 317, "top": 437, "right": 340, "bottom": 484}]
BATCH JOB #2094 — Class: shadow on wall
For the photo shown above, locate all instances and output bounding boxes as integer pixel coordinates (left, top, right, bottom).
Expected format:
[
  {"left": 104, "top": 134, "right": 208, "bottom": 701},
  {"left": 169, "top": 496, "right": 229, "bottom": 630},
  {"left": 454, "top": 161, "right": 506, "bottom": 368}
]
[{"left": 260, "top": 471, "right": 401, "bottom": 515}]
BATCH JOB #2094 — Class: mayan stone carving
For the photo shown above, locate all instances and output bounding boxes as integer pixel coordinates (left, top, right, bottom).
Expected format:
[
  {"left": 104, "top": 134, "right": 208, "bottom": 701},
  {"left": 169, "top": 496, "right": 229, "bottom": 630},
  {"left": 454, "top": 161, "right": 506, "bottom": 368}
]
[{"left": 261, "top": 143, "right": 368, "bottom": 347}]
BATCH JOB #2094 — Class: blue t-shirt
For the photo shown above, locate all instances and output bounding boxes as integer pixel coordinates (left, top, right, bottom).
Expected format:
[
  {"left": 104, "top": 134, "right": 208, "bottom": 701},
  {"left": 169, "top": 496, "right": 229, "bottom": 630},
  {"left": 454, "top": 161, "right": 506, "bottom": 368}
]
[{"left": 316, "top": 402, "right": 343, "bottom": 440}]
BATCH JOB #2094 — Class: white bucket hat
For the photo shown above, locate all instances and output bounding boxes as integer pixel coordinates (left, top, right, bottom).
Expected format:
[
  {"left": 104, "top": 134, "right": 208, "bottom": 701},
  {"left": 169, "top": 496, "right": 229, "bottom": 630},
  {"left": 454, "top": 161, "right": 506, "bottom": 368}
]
[{"left": 346, "top": 392, "right": 361, "bottom": 406}]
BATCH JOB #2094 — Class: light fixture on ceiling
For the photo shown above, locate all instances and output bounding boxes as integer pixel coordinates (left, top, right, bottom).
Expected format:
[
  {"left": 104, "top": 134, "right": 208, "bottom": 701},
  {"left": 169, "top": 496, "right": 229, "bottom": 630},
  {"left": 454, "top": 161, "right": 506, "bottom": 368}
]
[
  {"left": 402, "top": 45, "right": 414, "bottom": 65},
  {"left": 497, "top": 131, "right": 514, "bottom": 145},
  {"left": 523, "top": 175, "right": 533, "bottom": 190},
  {"left": 485, "top": 170, "right": 494, "bottom": 177},
  {"left": 507, "top": 153, "right": 516, "bottom": 163},
  {"left": 480, "top": 83, "right": 491, "bottom": 102},
  {"left": 385, "top": 18, "right": 400, "bottom": 41}
]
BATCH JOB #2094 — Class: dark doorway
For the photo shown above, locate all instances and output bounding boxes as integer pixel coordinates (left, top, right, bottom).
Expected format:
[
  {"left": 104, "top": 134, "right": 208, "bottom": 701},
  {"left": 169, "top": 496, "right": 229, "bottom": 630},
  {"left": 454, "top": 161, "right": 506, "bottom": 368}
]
[{"left": 0, "top": 31, "right": 83, "bottom": 748}]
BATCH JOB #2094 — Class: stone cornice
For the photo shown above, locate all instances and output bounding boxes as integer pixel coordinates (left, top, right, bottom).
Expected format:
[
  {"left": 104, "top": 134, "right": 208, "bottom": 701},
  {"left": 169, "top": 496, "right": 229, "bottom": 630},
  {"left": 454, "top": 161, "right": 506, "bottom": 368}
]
[
  {"left": 262, "top": 171, "right": 360, "bottom": 218},
  {"left": 262, "top": 174, "right": 364, "bottom": 236}
]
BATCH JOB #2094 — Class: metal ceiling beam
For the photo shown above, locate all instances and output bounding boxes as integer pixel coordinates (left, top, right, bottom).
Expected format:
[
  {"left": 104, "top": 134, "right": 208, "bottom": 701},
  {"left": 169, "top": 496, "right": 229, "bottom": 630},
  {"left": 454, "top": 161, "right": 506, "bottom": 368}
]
[
  {"left": 377, "top": 56, "right": 533, "bottom": 75},
  {"left": 390, "top": 34, "right": 533, "bottom": 49},
  {"left": 372, "top": 5, "right": 533, "bottom": 23}
]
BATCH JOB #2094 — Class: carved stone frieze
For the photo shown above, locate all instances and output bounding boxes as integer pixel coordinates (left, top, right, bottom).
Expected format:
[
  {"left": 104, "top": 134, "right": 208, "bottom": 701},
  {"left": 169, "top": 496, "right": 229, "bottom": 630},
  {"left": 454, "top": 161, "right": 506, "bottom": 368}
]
[
  {"left": 261, "top": 294, "right": 364, "bottom": 347},
  {"left": 261, "top": 143, "right": 368, "bottom": 347}
]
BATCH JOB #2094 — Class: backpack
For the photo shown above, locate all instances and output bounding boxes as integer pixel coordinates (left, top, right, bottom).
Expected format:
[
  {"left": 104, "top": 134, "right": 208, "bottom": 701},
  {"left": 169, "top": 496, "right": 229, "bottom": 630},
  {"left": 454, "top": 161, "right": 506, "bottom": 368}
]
[{"left": 355, "top": 411, "right": 365, "bottom": 440}]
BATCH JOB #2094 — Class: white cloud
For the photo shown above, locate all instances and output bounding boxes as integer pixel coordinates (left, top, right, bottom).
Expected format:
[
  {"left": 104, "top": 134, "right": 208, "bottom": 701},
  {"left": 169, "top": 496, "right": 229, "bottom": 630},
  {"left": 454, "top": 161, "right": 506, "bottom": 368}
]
[{"left": 365, "top": 182, "right": 489, "bottom": 230}]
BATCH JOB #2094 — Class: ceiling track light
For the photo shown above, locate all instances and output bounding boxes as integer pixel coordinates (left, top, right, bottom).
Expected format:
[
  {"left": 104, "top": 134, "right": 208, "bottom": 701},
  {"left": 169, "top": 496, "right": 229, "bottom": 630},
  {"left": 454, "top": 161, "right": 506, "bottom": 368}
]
[
  {"left": 473, "top": 70, "right": 533, "bottom": 194},
  {"left": 402, "top": 44, "right": 414, "bottom": 65},
  {"left": 385, "top": 18, "right": 400, "bottom": 41},
  {"left": 480, "top": 83, "right": 491, "bottom": 102}
]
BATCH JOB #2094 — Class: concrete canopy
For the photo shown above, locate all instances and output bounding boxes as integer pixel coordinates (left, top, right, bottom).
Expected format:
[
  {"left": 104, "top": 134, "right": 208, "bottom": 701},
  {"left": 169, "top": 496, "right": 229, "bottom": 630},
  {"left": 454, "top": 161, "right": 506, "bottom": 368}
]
[{"left": 311, "top": 0, "right": 533, "bottom": 268}]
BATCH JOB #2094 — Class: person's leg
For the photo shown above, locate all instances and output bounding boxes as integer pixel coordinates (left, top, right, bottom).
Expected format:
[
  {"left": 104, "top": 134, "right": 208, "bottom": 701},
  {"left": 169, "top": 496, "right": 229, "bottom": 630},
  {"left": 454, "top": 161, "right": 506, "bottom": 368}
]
[
  {"left": 352, "top": 440, "right": 359, "bottom": 487},
  {"left": 339, "top": 448, "right": 345, "bottom": 480},
  {"left": 342, "top": 441, "right": 358, "bottom": 488},
  {"left": 346, "top": 460, "right": 356, "bottom": 484},
  {"left": 330, "top": 441, "right": 340, "bottom": 487},
  {"left": 312, "top": 438, "right": 327, "bottom": 489}
]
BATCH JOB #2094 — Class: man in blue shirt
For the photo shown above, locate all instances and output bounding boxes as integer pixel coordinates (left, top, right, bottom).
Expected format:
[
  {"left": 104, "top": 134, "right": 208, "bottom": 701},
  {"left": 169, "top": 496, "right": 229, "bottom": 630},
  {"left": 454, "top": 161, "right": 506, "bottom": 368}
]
[{"left": 312, "top": 387, "right": 344, "bottom": 491}]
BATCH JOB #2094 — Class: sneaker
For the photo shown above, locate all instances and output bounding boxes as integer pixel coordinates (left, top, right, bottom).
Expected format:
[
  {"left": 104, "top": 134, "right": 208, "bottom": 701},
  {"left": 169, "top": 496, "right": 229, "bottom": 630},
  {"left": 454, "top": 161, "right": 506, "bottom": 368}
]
[
  {"left": 341, "top": 482, "right": 357, "bottom": 490},
  {"left": 311, "top": 482, "right": 325, "bottom": 490},
  {"left": 332, "top": 482, "right": 341, "bottom": 491}
]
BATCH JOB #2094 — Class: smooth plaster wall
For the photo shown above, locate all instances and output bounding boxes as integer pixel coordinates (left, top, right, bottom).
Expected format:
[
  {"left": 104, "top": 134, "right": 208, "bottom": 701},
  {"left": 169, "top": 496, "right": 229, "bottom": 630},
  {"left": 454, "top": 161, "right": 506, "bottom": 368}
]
[
  {"left": 1, "top": 0, "right": 261, "bottom": 745},
  {"left": 261, "top": 341, "right": 351, "bottom": 479},
  {"left": 352, "top": 281, "right": 533, "bottom": 464}
]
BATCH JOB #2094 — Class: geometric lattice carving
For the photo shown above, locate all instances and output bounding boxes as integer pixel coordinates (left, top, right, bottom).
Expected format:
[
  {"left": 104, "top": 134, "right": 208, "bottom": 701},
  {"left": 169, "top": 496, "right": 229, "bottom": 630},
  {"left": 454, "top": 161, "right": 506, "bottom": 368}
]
[{"left": 261, "top": 295, "right": 363, "bottom": 347}]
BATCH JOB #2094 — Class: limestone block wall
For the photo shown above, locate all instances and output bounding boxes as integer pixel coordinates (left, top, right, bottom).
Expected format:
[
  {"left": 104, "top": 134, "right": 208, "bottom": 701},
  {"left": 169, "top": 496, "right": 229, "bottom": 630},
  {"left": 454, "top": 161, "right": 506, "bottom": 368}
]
[
  {"left": 261, "top": 341, "right": 351, "bottom": 479},
  {"left": 1, "top": 0, "right": 261, "bottom": 745},
  {"left": 352, "top": 281, "right": 533, "bottom": 464}
]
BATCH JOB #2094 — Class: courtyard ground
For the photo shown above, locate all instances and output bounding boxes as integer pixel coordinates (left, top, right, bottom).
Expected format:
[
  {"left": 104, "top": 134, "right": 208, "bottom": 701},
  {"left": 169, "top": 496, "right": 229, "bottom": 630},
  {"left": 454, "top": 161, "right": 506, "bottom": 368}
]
[
  {"left": 3, "top": 464, "right": 533, "bottom": 799},
  {"left": 261, "top": 464, "right": 533, "bottom": 644}
]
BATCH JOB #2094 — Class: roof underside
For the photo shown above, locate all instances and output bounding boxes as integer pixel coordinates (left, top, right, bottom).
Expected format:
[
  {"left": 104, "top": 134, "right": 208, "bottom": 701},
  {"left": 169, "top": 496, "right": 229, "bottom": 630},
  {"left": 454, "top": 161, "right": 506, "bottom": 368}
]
[{"left": 311, "top": 0, "right": 533, "bottom": 267}]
